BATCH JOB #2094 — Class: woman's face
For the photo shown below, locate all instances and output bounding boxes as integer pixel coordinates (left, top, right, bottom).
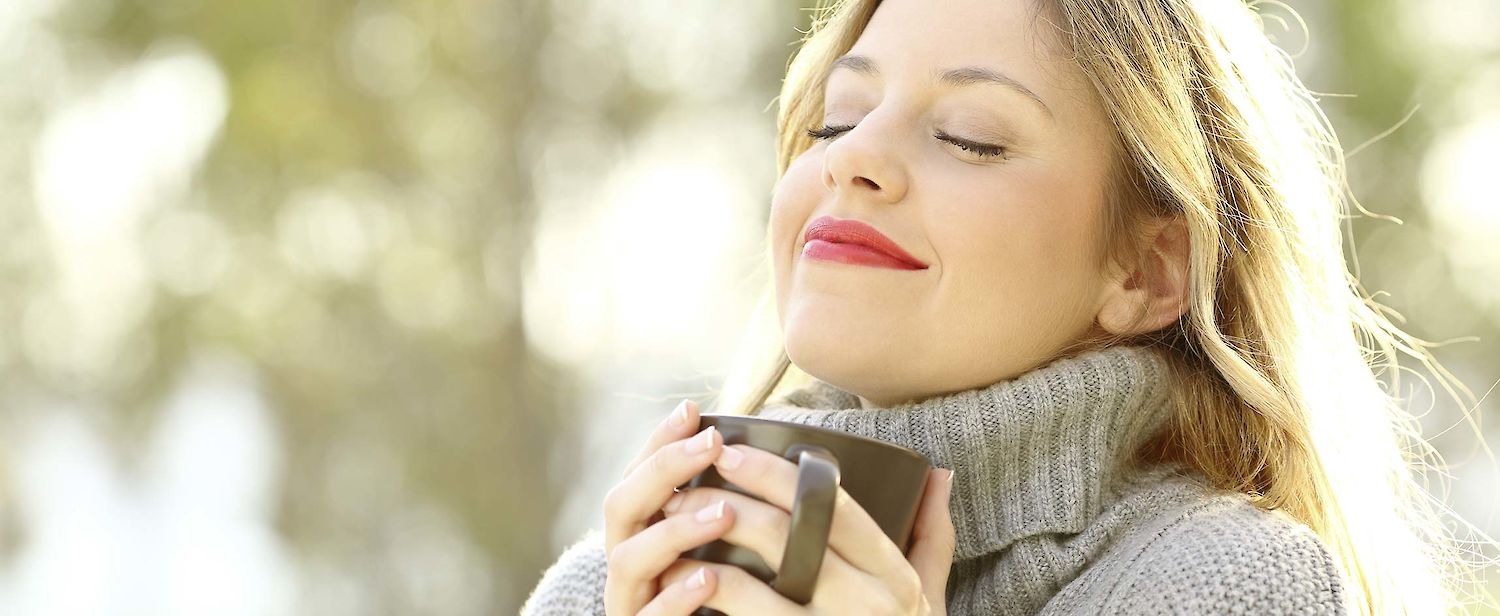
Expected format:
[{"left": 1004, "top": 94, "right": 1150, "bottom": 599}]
[{"left": 770, "top": 0, "right": 1125, "bottom": 407}]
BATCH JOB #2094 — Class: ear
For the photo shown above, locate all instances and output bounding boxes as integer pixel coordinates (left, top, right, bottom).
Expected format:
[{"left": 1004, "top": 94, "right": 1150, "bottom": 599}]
[{"left": 1096, "top": 215, "right": 1190, "bottom": 336}]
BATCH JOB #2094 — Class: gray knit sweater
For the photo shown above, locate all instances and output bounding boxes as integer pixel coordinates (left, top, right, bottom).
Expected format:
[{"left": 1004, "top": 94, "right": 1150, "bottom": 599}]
[{"left": 520, "top": 346, "right": 1351, "bottom": 614}]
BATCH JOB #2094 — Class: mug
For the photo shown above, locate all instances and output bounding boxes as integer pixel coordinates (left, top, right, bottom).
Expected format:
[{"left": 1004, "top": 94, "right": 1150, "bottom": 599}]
[{"left": 680, "top": 414, "right": 934, "bottom": 616}]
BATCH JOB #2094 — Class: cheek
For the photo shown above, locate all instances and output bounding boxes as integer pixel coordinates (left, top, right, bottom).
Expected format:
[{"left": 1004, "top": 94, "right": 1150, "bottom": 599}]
[
  {"left": 769, "top": 151, "right": 825, "bottom": 271},
  {"left": 933, "top": 175, "right": 1098, "bottom": 276},
  {"left": 928, "top": 171, "right": 1104, "bottom": 338}
]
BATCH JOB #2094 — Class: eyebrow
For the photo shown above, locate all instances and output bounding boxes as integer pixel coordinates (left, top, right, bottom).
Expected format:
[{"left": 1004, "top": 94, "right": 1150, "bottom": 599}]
[{"left": 827, "top": 54, "right": 1053, "bottom": 120}]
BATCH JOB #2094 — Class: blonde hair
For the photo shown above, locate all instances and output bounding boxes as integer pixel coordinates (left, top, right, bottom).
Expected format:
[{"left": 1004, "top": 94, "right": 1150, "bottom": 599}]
[{"left": 705, "top": 0, "right": 1499, "bottom": 613}]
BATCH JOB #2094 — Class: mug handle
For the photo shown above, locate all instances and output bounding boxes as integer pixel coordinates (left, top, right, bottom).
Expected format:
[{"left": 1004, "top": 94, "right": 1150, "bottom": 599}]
[{"left": 769, "top": 444, "right": 841, "bottom": 605}]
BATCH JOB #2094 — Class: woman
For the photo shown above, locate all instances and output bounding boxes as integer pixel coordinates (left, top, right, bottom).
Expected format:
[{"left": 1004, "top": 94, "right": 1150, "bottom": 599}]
[{"left": 522, "top": 0, "right": 1490, "bottom": 613}]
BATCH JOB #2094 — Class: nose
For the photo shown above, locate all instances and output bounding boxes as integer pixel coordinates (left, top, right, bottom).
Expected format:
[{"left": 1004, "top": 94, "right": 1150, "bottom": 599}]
[{"left": 821, "top": 116, "right": 909, "bottom": 203}]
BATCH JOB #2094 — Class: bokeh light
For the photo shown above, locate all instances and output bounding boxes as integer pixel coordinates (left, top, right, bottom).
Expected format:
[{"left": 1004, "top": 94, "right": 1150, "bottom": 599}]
[{"left": 0, "top": 0, "right": 1496, "bottom": 613}]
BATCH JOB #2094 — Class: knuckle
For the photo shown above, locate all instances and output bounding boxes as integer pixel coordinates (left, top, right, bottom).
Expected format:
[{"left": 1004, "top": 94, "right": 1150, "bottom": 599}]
[
  {"left": 707, "top": 562, "right": 739, "bottom": 591},
  {"left": 604, "top": 541, "right": 627, "bottom": 574},
  {"left": 602, "top": 484, "right": 627, "bottom": 520},
  {"left": 894, "top": 570, "right": 923, "bottom": 608},
  {"left": 667, "top": 489, "right": 701, "bottom": 517},
  {"left": 605, "top": 539, "right": 643, "bottom": 580},
  {"left": 649, "top": 447, "right": 673, "bottom": 475},
  {"left": 621, "top": 458, "right": 643, "bottom": 480}
]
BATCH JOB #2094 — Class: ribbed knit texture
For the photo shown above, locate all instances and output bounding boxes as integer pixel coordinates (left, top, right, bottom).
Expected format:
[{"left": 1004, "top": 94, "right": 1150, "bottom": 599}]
[{"left": 520, "top": 346, "right": 1350, "bottom": 614}]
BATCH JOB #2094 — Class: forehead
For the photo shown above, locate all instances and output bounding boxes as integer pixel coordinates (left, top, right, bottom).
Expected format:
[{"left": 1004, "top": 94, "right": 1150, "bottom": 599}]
[{"left": 846, "top": 0, "right": 1089, "bottom": 100}]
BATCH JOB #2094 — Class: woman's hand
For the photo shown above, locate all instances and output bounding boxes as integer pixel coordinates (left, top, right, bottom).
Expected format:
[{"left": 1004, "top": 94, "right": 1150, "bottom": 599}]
[
  {"left": 654, "top": 443, "right": 958, "bottom": 615},
  {"left": 603, "top": 399, "right": 735, "bottom": 615}
]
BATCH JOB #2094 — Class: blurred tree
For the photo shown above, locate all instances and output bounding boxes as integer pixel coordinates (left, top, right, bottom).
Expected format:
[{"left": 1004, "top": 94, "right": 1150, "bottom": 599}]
[{"left": 1, "top": 0, "right": 1494, "bottom": 612}]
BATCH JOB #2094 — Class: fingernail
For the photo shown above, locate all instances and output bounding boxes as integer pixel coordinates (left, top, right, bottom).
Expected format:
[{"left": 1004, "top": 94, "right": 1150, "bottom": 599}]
[
  {"left": 686, "top": 566, "right": 708, "bottom": 589},
  {"left": 695, "top": 500, "right": 727, "bottom": 523},
  {"left": 946, "top": 469, "right": 956, "bottom": 484},
  {"left": 670, "top": 400, "right": 689, "bottom": 428},
  {"left": 684, "top": 426, "right": 717, "bottom": 455},
  {"left": 716, "top": 445, "right": 744, "bottom": 470},
  {"left": 663, "top": 491, "right": 685, "bottom": 513}
]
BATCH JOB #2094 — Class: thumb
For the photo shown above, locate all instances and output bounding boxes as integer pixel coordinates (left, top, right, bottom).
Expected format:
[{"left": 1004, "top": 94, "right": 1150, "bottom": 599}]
[{"left": 907, "top": 468, "right": 956, "bottom": 609}]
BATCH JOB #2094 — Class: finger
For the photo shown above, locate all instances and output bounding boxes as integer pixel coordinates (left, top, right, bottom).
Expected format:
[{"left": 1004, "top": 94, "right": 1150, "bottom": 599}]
[
  {"left": 623, "top": 399, "right": 702, "bottom": 479},
  {"left": 661, "top": 486, "right": 869, "bottom": 592},
  {"left": 607, "top": 499, "right": 735, "bottom": 613},
  {"left": 662, "top": 559, "right": 806, "bottom": 616},
  {"left": 712, "top": 443, "right": 907, "bottom": 579},
  {"left": 907, "top": 468, "right": 956, "bottom": 609},
  {"left": 604, "top": 425, "right": 724, "bottom": 551},
  {"left": 638, "top": 565, "right": 717, "bottom": 616}
]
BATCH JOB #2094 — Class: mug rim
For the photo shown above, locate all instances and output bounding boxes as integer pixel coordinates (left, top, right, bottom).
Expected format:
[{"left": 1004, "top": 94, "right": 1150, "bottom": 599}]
[{"left": 700, "top": 413, "right": 931, "bottom": 467}]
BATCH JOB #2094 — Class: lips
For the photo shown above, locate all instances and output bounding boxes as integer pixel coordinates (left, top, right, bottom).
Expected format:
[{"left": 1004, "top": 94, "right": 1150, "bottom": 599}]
[{"left": 802, "top": 216, "right": 928, "bottom": 270}]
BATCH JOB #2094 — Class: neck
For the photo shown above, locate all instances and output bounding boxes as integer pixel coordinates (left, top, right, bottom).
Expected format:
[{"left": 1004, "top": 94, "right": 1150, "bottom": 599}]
[{"left": 753, "top": 345, "right": 1176, "bottom": 559}]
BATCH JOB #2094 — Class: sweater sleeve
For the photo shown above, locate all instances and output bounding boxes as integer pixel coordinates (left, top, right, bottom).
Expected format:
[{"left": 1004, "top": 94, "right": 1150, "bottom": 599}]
[
  {"left": 519, "top": 527, "right": 609, "bottom": 616},
  {"left": 1095, "top": 503, "right": 1349, "bottom": 615}
]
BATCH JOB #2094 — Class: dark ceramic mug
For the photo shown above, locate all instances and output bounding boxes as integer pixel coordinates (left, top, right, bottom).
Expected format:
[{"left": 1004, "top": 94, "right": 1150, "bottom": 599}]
[{"left": 681, "top": 414, "right": 934, "bottom": 616}]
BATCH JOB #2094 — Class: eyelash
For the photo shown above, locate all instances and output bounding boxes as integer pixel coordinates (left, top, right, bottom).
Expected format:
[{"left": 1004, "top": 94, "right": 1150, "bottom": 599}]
[{"left": 805, "top": 124, "right": 1007, "bottom": 159}]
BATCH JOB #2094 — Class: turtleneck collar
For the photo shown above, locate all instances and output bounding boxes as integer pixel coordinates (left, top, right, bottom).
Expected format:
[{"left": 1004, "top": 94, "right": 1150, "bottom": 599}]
[{"left": 751, "top": 345, "right": 1176, "bottom": 561}]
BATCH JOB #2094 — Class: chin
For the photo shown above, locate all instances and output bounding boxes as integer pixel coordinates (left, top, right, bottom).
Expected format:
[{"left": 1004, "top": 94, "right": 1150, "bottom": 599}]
[{"left": 783, "top": 318, "right": 901, "bottom": 399}]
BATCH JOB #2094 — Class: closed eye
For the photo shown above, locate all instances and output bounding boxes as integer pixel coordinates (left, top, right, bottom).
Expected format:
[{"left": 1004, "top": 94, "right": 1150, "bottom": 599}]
[
  {"left": 805, "top": 124, "right": 1007, "bottom": 159},
  {"left": 934, "top": 130, "right": 1006, "bottom": 158}
]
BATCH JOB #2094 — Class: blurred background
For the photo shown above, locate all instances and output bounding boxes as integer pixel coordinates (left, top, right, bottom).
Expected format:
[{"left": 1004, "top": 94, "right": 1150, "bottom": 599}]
[{"left": 0, "top": 0, "right": 1496, "bottom": 613}]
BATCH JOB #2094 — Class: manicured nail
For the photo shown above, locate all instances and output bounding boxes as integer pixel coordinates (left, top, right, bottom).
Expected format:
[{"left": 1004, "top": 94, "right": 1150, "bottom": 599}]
[
  {"left": 686, "top": 566, "right": 708, "bottom": 589},
  {"left": 696, "top": 500, "right": 727, "bottom": 523},
  {"left": 716, "top": 445, "right": 744, "bottom": 471},
  {"left": 684, "top": 426, "right": 717, "bottom": 455},
  {"left": 945, "top": 469, "right": 956, "bottom": 484},
  {"left": 663, "top": 491, "right": 685, "bottom": 513},
  {"left": 670, "top": 400, "right": 689, "bottom": 428}
]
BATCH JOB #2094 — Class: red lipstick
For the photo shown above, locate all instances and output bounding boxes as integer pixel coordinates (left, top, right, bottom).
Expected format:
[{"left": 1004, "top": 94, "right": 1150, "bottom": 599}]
[{"left": 801, "top": 216, "right": 928, "bottom": 270}]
